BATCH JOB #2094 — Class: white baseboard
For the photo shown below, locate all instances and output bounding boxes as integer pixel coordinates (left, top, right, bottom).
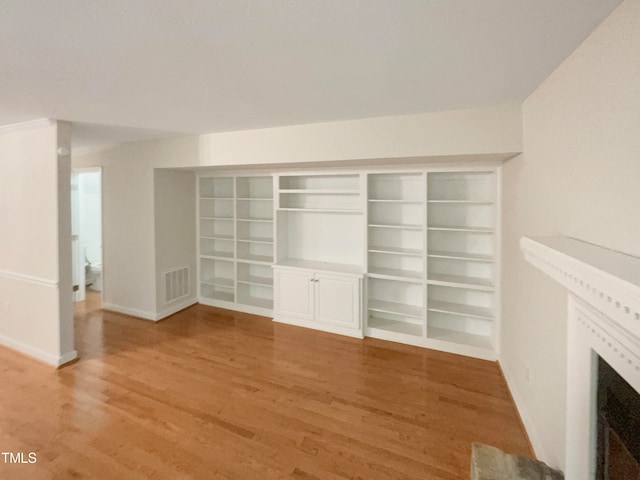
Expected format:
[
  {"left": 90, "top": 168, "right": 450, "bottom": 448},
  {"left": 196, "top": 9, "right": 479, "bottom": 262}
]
[
  {"left": 58, "top": 350, "right": 78, "bottom": 366},
  {"left": 0, "top": 333, "right": 77, "bottom": 366},
  {"left": 499, "top": 358, "right": 548, "bottom": 461},
  {"left": 101, "top": 302, "right": 157, "bottom": 321},
  {"left": 155, "top": 298, "right": 198, "bottom": 321},
  {"left": 198, "top": 297, "right": 273, "bottom": 318},
  {"left": 102, "top": 299, "right": 198, "bottom": 322}
]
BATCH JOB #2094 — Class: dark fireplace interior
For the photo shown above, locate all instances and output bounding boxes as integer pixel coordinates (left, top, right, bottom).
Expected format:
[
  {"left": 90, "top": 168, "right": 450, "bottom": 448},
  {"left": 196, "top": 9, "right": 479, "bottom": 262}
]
[{"left": 596, "top": 357, "right": 640, "bottom": 480}]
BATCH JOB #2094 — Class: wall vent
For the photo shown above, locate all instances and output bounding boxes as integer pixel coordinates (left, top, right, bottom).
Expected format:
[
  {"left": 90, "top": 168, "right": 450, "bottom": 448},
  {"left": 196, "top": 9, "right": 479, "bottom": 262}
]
[{"left": 165, "top": 266, "right": 190, "bottom": 303}]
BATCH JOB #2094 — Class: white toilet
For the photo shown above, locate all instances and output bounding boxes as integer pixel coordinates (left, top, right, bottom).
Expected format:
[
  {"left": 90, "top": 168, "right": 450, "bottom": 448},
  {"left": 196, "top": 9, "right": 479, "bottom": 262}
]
[{"left": 90, "top": 263, "right": 102, "bottom": 291}]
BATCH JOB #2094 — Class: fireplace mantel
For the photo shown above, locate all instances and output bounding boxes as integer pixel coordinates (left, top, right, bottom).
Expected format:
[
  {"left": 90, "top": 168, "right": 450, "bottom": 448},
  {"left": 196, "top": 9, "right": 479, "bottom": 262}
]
[
  {"left": 521, "top": 236, "right": 640, "bottom": 341},
  {"left": 521, "top": 236, "right": 640, "bottom": 479}
]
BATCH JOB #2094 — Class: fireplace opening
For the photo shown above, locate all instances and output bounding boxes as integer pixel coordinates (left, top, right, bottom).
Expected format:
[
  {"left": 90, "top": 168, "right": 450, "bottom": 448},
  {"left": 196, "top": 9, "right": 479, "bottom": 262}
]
[{"left": 596, "top": 357, "right": 640, "bottom": 479}]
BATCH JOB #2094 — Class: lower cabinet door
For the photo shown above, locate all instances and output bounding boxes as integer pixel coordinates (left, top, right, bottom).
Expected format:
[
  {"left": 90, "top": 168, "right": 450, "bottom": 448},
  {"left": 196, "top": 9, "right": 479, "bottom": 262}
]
[
  {"left": 314, "top": 273, "right": 360, "bottom": 328},
  {"left": 274, "top": 268, "right": 314, "bottom": 321}
]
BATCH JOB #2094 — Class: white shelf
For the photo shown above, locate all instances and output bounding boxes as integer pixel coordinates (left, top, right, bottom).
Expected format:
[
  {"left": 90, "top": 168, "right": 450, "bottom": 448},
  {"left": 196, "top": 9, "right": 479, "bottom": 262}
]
[
  {"left": 237, "top": 253, "right": 273, "bottom": 264},
  {"left": 238, "top": 295, "right": 272, "bottom": 310},
  {"left": 236, "top": 218, "right": 273, "bottom": 223},
  {"left": 276, "top": 258, "right": 363, "bottom": 275},
  {"left": 368, "top": 316, "right": 423, "bottom": 337},
  {"left": 201, "top": 278, "right": 234, "bottom": 288},
  {"left": 201, "top": 234, "right": 234, "bottom": 241},
  {"left": 367, "top": 267, "right": 422, "bottom": 280},
  {"left": 368, "top": 246, "right": 422, "bottom": 256},
  {"left": 237, "top": 237, "right": 273, "bottom": 244},
  {"left": 368, "top": 223, "right": 422, "bottom": 231},
  {"left": 200, "top": 196, "right": 234, "bottom": 200},
  {"left": 211, "top": 292, "right": 234, "bottom": 302},
  {"left": 279, "top": 189, "right": 359, "bottom": 195},
  {"left": 368, "top": 199, "right": 423, "bottom": 204},
  {"left": 237, "top": 276, "right": 274, "bottom": 287},
  {"left": 279, "top": 208, "right": 361, "bottom": 214},
  {"left": 427, "top": 326, "right": 492, "bottom": 350},
  {"left": 201, "top": 252, "right": 234, "bottom": 260},
  {"left": 369, "top": 300, "right": 423, "bottom": 318},
  {"left": 427, "top": 300, "right": 493, "bottom": 320},
  {"left": 237, "top": 197, "right": 273, "bottom": 201},
  {"left": 201, "top": 216, "right": 234, "bottom": 221},
  {"left": 427, "top": 200, "right": 494, "bottom": 205},
  {"left": 427, "top": 250, "right": 493, "bottom": 262},
  {"left": 427, "top": 273, "right": 494, "bottom": 291},
  {"left": 201, "top": 289, "right": 234, "bottom": 303},
  {"left": 428, "top": 225, "right": 494, "bottom": 233}
]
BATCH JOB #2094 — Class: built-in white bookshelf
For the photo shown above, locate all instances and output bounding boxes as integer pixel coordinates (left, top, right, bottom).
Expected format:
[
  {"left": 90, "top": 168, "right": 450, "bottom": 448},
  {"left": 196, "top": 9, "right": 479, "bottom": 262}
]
[
  {"left": 363, "top": 170, "right": 499, "bottom": 358},
  {"left": 276, "top": 173, "right": 365, "bottom": 270},
  {"left": 198, "top": 167, "right": 500, "bottom": 360},
  {"left": 426, "top": 171, "right": 498, "bottom": 354},
  {"left": 198, "top": 175, "right": 275, "bottom": 315},
  {"left": 366, "top": 173, "right": 426, "bottom": 342},
  {"left": 273, "top": 173, "right": 365, "bottom": 338}
]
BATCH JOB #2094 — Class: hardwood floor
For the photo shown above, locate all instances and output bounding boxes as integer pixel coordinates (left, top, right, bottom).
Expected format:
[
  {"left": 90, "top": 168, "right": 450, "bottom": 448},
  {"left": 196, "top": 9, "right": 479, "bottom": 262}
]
[{"left": 0, "top": 296, "right": 530, "bottom": 479}]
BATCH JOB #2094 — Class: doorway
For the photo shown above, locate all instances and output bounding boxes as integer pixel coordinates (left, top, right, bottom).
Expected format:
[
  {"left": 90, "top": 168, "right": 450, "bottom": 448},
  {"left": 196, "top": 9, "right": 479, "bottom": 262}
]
[{"left": 71, "top": 168, "right": 103, "bottom": 308}]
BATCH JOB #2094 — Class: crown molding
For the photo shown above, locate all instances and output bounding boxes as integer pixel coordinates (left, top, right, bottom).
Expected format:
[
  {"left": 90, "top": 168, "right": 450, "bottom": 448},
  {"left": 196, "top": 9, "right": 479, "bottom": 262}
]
[{"left": 0, "top": 118, "right": 56, "bottom": 134}]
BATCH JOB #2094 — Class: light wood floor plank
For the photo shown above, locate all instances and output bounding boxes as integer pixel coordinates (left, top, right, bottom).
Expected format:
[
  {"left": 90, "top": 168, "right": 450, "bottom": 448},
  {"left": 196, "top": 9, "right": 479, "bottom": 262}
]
[{"left": 0, "top": 293, "right": 531, "bottom": 479}]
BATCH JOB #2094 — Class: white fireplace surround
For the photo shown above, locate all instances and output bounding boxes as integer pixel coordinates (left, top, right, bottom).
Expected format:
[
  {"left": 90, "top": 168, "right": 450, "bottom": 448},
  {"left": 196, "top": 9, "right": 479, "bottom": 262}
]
[{"left": 521, "top": 236, "right": 640, "bottom": 479}]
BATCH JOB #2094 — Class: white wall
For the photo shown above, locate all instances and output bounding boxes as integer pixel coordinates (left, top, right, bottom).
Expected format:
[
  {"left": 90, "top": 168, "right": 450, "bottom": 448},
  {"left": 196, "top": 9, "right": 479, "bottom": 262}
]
[
  {"left": 157, "top": 104, "right": 522, "bottom": 168},
  {"left": 154, "top": 169, "right": 197, "bottom": 317},
  {"left": 79, "top": 172, "right": 102, "bottom": 265},
  {"left": 74, "top": 107, "right": 520, "bottom": 319},
  {"left": 501, "top": 0, "right": 640, "bottom": 469},
  {"left": 0, "top": 119, "right": 75, "bottom": 365},
  {"left": 72, "top": 136, "right": 199, "bottom": 319}
]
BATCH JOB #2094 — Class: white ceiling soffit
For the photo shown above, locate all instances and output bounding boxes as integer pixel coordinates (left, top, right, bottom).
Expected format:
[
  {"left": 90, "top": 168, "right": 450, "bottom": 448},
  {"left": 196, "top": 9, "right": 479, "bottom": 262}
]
[{"left": 0, "top": 0, "right": 622, "bottom": 146}]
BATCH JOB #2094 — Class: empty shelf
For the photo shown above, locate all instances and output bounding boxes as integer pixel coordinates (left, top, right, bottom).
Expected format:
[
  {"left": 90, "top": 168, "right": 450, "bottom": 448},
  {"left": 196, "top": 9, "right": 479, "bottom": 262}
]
[
  {"left": 201, "top": 234, "right": 234, "bottom": 241},
  {"left": 369, "top": 300, "right": 423, "bottom": 319},
  {"left": 368, "top": 246, "right": 423, "bottom": 256},
  {"left": 427, "top": 327, "right": 492, "bottom": 350},
  {"left": 428, "top": 225, "right": 494, "bottom": 233},
  {"left": 236, "top": 254, "right": 273, "bottom": 264},
  {"left": 278, "top": 208, "right": 361, "bottom": 214},
  {"left": 201, "top": 278, "right": 234, "bottom": 288},
  {"left": 237, "top": 236, "right": 274, "bottom": 244},
  {"left": 201, "top": 252, "right": 234, "bottom": 259},
  {"left": 237, "top": 276, "right": 274, "bottom": 287},
  {"left": 368, "top": 223, "right": 423, "bottom": 230},
  {"left": 368, "top": 316, "right": 424, "bottom": 336},
  {"left": 427, "top": 250, "right": 493, "bottom": 262},
  {"left": 237, "top": 295, "right": 273, "bottom": 309},
  {"left": 367, "top": 267, "right": 423, "bottom": 280},
  {"left": 427, "top": 273, "right": 494, "bottom": 291},
  {"left": 427, "top": 300, "right": 493, "bottom": 320}
]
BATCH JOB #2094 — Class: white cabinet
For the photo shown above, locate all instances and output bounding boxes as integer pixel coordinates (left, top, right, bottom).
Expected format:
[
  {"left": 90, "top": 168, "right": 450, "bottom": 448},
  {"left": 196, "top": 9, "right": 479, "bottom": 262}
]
[
  {"left": 273, "top": 265, "right": 363, "bottom": 338},
  {"left": 314, "top": 272, "right": 360, "bottom": 328},
  {"left": 274, "top": 268, "right": 314, "bottom": 321}
]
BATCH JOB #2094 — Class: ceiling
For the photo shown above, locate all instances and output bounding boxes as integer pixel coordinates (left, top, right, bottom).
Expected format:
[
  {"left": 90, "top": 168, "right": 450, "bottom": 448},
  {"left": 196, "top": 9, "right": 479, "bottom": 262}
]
[{"left": 0, "top": 0, "right": 622, "bottom": 147}]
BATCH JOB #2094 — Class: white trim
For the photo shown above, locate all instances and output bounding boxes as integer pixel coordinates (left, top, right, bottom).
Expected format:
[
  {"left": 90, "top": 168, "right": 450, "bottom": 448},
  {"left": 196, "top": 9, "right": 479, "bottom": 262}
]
[
  {"left": 0, "top": 118, "right": 55, "bottom": 134},
  {"left": 101, "top": 303, "right": 157, "bottom": 321},
  {"left": 57, "top": 350, "right": 79, "bottom": 366},
  {"left": 520, "top": 236, "right": 640, "bottom": 340},
  {"left": 0, "top": 269, "right": 59, "bottom": 287},
  {"left": 521, "top": 235, "right": 640, "bottom": 478},
  {"left": 102, "top": 300, "right": 199, "bottom": 322},
  {"left": 0, "top": 333, "right": 77, "bottom": 366},
  {"left": 155, "top": 298, "right": 198, "bottom": 320},
  {"left": 273, "top": 315, "right": 364, "bottom": 339},
  {"left": 500, "top": 358, "right": 549, "bottom": 461},
  {"left": 199, "top": 297, "right": 273, "bottom": 318}
]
